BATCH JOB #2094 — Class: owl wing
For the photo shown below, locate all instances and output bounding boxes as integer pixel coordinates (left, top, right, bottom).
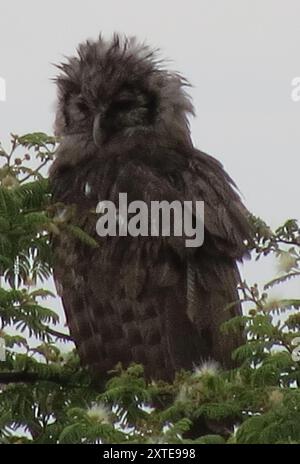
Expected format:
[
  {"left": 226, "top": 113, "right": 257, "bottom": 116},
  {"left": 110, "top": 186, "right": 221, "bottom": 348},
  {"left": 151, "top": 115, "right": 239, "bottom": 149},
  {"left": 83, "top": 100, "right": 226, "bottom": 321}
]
[
  {"left": 97, "top": 147, "right": 251, "bottom": 370},
  {"left": 101, "top": 147, "right": 251, "bottom": 369},
  {"left": 185, "top": 149, "right": 251, "bottom": 257},
  {"left": 178, "top": 149, "right": 251, "bottom": 367}
]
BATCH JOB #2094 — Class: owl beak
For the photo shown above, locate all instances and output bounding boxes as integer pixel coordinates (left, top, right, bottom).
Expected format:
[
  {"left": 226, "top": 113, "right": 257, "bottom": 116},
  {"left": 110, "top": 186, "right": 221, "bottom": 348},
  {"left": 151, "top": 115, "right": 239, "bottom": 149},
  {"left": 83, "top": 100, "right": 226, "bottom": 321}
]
[{"left": 93, "top": 112, "right": 102, "bottom": 147}]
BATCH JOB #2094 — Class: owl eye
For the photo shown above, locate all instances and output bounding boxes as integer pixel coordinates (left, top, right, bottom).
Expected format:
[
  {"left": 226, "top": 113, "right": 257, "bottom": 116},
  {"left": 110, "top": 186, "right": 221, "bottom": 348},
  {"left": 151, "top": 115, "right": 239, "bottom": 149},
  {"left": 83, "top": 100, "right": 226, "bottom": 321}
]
[
  {"left": 112, "top": 98, "right": 135, "bottom": 112},
  {"left": 76, "top": 100, "right": 89, "bottom": 112}
]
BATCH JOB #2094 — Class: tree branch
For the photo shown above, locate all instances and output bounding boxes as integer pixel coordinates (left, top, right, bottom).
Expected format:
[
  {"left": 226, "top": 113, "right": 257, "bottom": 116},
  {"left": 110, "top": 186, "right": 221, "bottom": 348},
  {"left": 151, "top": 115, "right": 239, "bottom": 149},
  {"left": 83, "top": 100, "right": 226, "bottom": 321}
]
[
  {"left": 0, "top": 371, "right": 82, "bottom": 386},
  {"left": 46, "top": 327, "right": 73, "bottom": 342},
  {"left": 0, "top": 371, "right": 40, "bottom": 383}
]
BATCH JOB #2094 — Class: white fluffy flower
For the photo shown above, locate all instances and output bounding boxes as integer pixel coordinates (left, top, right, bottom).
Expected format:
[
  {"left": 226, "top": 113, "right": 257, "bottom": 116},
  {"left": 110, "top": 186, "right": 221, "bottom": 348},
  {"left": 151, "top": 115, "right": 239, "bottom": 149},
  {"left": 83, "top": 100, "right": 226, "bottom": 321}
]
[
  {"left": 193, "top": 360, "right": 220, "bottom": 378},
  {"left": 86, "top": 403, "right": 111, "bottom": 424}
]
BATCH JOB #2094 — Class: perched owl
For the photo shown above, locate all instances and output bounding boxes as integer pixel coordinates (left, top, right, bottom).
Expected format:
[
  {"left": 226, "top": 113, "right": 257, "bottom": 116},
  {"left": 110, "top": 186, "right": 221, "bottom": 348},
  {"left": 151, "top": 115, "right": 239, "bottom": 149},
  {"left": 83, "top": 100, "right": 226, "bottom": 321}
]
[{"left": 50, "top": 34, "right": 252, "bottom": 382}]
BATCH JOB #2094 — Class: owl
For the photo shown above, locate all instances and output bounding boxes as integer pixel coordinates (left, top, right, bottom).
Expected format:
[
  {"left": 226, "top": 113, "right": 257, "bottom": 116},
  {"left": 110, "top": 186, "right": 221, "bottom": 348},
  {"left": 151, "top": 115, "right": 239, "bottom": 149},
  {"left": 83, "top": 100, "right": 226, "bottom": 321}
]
[{"left": 50, "top": 34, "right": 252, "bottom": 382}]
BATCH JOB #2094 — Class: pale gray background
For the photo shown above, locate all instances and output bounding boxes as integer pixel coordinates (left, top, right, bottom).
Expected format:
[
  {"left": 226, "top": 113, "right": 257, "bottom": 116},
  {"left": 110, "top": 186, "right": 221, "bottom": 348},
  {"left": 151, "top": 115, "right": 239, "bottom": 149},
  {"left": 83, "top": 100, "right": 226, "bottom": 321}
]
[{"left": 0, "top": 0, "right": 299, "bottom": 317}]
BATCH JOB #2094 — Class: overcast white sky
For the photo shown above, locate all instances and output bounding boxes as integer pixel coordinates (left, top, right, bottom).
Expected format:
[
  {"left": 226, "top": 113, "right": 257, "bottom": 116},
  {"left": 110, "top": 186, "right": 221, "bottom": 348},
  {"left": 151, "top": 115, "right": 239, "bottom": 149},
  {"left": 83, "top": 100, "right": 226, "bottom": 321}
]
[{"left": 0, "top": 0, "right": 299, "bottom": 309}]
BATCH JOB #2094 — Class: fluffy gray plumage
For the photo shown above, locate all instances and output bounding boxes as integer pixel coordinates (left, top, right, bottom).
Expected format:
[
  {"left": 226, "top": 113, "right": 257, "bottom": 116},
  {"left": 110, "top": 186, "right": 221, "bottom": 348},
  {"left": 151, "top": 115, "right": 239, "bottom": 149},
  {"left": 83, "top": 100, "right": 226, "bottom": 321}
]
[{"left": 50, "top": 34, "right": 252, "bottom": 382}]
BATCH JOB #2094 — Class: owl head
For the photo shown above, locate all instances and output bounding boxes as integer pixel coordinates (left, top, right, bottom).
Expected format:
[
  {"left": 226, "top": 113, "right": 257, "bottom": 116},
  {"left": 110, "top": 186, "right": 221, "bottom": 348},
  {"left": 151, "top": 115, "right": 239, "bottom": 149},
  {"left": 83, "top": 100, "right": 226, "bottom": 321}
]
[{"left": 54, "top": 34, "right": 194, "bottom": 148}]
